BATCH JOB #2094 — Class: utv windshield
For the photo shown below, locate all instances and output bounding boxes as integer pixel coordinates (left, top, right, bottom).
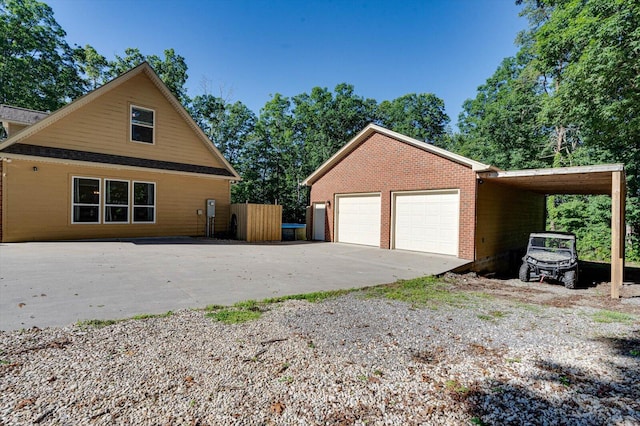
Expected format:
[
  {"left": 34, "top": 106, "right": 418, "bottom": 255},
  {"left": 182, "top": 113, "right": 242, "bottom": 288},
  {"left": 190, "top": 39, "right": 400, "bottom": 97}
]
[
  {"left": 530, "top": 236, "right": 575, "bottom": 250},
  {"left": 528, "top": 234, "right": 575, "bottom": 262}
]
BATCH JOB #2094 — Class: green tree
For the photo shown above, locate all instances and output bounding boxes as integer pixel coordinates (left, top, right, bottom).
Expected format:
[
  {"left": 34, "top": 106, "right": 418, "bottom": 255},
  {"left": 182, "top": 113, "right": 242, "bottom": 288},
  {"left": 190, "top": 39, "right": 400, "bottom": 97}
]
[
  {"left": 377, "top": 93, "right": 449, "bottom": 145},
  {"left": 523, "top": 0, "right": 640, "bottom": 259},
  {"left": 293, "top": 84, "right": 378, "bottom": 176},
  {"left": 75, "top": 44, "right": 109, "bottom": 90},
  {"left": 456, "top": 54, "right": 548, "bottom": 170},
  {"left": 0, "top": 0, "right": 86, "bottom": 111},
  {"left": 232, "top": 94, "right": 303, "bottom": 221},
  {"left": 108, "top": 47, "right": 189, "bottom": 104},
  {"left": 191, "top": 94, "right": 256, "bottom": 167}
]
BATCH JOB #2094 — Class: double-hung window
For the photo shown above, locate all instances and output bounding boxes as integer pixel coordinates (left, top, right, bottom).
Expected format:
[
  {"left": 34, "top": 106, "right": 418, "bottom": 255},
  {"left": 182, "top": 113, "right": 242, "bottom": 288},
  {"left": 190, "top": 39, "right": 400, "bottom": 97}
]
[
  {"left": 104, "top": 180, "right": 129, "bottom": 223},
  {"left": 72, "top": 177, "right": 100, "bottom": 223},
  {"left": 72, "top": 178, "right": 155, "bottom": 225},
  {"left": 131, "top": 105, "right": 154, "bottom": 144},
  {"left": 133, "top": 181, "right": 155, "bottom": 223}
]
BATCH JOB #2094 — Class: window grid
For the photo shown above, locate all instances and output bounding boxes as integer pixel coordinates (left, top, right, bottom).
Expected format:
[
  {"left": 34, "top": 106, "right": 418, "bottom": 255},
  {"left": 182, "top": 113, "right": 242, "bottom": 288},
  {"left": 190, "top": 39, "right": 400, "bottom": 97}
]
[
  {"left": 71, "top": 178, "right": 156, "bottom": 225},
  {"left": 71, "top": 177, "right": 101, "bottom": 224},
  {"left": 130, "top": 105, "right": 155, "bottom": 144},
  {"left": 132, "top": 181, "right": 156, "bottom": 224},
  {"left": 104, "top": 179, "right": 130, "bottom": 224}
]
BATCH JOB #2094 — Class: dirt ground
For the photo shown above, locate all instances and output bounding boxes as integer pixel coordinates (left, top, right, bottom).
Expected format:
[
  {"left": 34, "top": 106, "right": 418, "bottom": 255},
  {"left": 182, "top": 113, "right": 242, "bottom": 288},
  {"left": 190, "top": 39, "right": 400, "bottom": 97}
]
[{"left": 445, "top": 266, "right": 640, "bottom": 315}]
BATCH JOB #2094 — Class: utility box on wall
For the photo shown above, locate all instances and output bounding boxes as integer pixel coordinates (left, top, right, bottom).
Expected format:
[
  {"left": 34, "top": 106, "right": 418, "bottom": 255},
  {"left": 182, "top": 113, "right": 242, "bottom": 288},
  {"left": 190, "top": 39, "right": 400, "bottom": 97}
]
[
  {"left": 230, "top": 203, "right": 282, "bottom": 242},
  {"left": 205, "top": 199, "right": 216, "bottom": 237}
]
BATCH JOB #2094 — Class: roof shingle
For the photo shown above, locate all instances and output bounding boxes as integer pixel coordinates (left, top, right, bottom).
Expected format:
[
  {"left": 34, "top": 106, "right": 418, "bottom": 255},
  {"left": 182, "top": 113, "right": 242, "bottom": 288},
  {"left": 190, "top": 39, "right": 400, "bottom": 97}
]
[
  {"left": 0, "top": 105, "right": 49, "bottom": 125},
  {"left": 1, "top": 143, "right": 235, "bottom": 177}
]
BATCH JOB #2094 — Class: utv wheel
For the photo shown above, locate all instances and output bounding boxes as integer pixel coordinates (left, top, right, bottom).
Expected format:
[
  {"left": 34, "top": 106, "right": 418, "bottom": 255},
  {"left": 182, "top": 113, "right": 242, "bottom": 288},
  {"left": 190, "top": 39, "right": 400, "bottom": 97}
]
[
  {"left": 519, "top": 263, "right": 531, "bottom": 282},
  {"left": 563, "top": 270, "right": 577, "bottom": 289}
]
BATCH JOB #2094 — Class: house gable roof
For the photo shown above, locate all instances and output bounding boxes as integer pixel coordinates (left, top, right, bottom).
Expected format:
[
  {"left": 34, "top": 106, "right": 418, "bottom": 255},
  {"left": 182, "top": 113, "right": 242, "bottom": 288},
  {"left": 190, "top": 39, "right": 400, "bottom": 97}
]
[
  {"left": 0, "top": 105, "right": 49, "bottom": 125},
  {"left": 0, "top": 63, "right": 240, "bottom": 180},
  {"left": 302, "top": 123, "right": 495, "bottom": 185}
]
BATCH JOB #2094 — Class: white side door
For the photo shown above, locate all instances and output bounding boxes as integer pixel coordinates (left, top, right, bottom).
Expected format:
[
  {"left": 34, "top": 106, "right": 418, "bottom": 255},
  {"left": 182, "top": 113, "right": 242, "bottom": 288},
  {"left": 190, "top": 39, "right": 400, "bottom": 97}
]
[{"left": 313, "top": 203, "right": 326, "bottom": 240}]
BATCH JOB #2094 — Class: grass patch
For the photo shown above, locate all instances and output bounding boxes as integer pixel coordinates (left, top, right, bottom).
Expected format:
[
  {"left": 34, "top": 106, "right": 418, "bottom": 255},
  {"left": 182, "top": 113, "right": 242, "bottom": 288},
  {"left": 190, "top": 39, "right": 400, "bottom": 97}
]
[
  {"left": 0, "top": 351, "right": 10, "bottom": 365},
  {"left": 204, "top": 304, "right": 225, "bottom": 311},
  {"left": 591, "top": 310, "right": 636, "bottom": 324},
  {"left": 130, "top": 311, "right": 173, "bottom": 320},
  {"left": 513, "top": 302, "right": 544, "bottom": 313},
  {"left": 469, "top": 291, "right": 495, "bottom": 300},
  {"left": 233, "top": 299, "right": 260, "bottom": 310},
  {"left": 445, "top": 379, "right": 469, "bottom": 394},
  {"left": 206, "top": 309, "right": 262, "bottom": 324},
  {"left": 77, "top": 310, "right": 175, "bottom": 329},
  {"left": 470, "top": 417, "right": 488, "bottom": 426},
  {"left": 363, "top": 276, "right": 473, "bottom": 309},
  {"left": 477, "top": 310, "right": 508, "bottom": 322},
  {"left": 76, "top": 318, "right": 121, "bottom": 329},
  {"left": 262, "top": 288, "right": 355, "bottom": 304},
  {"left": 205, "top": 288, "right": 358, "bottom": 324}
]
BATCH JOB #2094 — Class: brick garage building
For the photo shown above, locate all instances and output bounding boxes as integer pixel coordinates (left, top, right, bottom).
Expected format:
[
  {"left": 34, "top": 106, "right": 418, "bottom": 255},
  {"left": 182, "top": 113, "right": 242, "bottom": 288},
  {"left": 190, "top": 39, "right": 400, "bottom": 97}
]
[{"left": 303, "top": 124, "right": 546, "bottom": 269}]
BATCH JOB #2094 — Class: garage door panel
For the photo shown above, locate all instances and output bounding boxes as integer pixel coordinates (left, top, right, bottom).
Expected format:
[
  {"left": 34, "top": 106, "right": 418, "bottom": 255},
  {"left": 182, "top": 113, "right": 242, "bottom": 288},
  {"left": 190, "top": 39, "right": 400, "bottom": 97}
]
[
  {"left": 394, "top": 191, "right": 459, "bottom": 256},
  {"left": 337, "top": 195, "right": 381, "bottom": 247}
]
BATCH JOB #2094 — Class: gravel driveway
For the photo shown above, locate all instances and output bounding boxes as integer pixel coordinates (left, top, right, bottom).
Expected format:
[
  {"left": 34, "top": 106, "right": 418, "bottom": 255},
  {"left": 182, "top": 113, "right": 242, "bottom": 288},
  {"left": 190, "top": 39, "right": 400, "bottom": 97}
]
[{"left": 1, "top": 275, "right": 638, "bottom": 425}]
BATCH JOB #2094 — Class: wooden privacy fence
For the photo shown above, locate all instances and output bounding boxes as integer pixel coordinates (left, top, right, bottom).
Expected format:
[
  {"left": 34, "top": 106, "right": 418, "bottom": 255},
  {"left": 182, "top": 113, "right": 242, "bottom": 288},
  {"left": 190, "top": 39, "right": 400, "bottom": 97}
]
[{"left": 230, "top": 203, "right": 282, "bottom": 242}]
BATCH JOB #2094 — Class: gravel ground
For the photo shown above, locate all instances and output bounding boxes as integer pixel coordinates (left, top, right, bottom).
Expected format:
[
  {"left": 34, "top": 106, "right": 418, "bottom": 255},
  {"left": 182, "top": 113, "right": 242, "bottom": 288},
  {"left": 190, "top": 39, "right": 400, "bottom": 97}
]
[{"left": 1, "top": 276, "right": 639, "bottom": 425}]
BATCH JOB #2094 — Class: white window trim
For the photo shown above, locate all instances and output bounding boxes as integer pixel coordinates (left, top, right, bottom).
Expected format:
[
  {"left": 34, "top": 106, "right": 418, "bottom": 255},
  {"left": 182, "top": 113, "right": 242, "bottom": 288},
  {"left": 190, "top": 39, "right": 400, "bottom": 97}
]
[
  {"left": 130, "top": 104, "right": 155, "bottom": 145},
  {"left": 132, "top": 180, "right": 156, "bottom": 224},
  {"left": 104, "top": 179, "right": 130, "bottom": 224},
  {"left": 71, "top": 176, "right": 101, "bottom": 224}
]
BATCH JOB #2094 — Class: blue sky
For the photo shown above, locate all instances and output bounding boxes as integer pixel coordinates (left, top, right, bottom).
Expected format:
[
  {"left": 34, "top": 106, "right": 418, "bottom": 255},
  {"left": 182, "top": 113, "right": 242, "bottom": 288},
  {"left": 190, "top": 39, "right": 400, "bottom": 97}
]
[{"left": 47, "top": 0, "right": 527, "bottom": 127}]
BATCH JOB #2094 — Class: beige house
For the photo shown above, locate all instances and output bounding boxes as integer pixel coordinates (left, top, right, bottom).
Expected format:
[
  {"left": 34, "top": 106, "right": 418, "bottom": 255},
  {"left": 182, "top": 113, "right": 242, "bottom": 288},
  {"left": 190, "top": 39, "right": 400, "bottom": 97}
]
[{"left": 0, "top": 63, "right": 240, "bottom": 242}]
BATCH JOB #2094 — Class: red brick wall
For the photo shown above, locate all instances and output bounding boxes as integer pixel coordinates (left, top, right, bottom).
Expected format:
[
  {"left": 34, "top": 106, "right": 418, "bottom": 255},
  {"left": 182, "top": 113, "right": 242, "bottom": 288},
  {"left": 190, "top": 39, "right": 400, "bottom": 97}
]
[{"left": 309, "top": 133, "right": 477, "bottom": 259}]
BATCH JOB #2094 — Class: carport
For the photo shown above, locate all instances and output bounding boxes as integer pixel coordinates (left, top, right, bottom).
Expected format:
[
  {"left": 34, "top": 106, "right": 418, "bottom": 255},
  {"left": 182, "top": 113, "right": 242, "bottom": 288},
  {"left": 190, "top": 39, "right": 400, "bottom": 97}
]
[{"left": 478, "top": 164, "right": 626, "bottom": 298}]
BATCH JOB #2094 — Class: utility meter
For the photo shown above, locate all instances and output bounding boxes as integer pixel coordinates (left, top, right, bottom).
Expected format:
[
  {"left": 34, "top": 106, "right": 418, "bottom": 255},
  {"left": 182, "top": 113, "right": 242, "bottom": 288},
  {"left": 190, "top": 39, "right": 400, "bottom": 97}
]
[{"left": 205, "top": 199, "right": 216, "bottom": 237}]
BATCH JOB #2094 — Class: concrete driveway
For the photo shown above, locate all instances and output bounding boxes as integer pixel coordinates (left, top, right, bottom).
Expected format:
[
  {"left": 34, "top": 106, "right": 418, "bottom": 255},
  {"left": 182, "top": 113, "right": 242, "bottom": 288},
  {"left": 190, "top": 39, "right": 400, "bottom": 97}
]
[{"left": 0, "top": 239, "right": 470, "bottom": 331}]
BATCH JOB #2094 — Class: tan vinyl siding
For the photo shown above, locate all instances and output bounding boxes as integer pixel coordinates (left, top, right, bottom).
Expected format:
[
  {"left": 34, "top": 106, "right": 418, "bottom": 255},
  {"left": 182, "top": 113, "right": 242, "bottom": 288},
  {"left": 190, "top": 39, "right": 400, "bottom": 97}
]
[
  {"left": 17, "top": 73, "right": 225, "bottom": 169},
  {"left": 6, "top": 123, "right": 28, "bottom": 136},
  {"left": 475, "top": 180, "right": 545, "bottom": 260},
  {"left": 1, "top": 159, "right": 230, "bottom": 242}
]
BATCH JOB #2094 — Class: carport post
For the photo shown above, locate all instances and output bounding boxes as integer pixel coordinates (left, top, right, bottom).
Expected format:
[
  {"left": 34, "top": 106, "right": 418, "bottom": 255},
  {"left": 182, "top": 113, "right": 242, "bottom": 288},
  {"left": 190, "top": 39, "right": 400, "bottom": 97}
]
[{"left": 611, "top": 170, "right": 625, "bottom": 298}]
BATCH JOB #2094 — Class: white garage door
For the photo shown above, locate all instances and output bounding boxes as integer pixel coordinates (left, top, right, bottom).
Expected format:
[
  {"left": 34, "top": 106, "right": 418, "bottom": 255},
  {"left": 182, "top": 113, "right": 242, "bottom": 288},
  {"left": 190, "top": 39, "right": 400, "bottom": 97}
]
[
  {"left": 393, "top": 190, "right": 459, "bottom": 256},
  {"left": 336, "top": 194, "right": 381, "bottom": 246}
]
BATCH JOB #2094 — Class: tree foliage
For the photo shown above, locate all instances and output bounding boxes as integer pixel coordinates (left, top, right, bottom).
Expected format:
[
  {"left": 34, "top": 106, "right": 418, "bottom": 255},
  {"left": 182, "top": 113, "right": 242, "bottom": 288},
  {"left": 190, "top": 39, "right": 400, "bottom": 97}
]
[
  {"left": 108, "top": 47, "right": 189, "bottom": 103},
  {"left": 457, "top": 0, "right": 640, "bottom": 261},
  {"left": 0, "top": 0, "right": 86, "bottom": 111},
  {"left": 378, "top": 93, "right": 449, "bottom": 145}
]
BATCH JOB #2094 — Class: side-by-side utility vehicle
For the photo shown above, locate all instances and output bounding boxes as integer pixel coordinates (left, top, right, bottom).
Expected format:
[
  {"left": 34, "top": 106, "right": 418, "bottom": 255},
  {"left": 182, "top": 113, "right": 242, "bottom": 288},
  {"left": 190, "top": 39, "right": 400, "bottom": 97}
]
[{"left": 519, "top": 232, "right": 579, "bottom": 289}]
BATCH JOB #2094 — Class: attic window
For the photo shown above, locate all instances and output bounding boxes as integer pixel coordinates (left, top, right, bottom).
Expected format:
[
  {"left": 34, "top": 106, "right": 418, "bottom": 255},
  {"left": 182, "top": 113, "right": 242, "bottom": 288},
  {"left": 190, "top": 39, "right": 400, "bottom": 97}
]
[{"left": 131, "top": 105, "right": 154, "bottom": 144}]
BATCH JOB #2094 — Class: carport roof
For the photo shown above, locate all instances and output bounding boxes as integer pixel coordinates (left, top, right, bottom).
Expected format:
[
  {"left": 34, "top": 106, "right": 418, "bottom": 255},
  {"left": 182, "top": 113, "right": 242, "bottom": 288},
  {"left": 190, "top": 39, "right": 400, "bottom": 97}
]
[
  {"left": 479, "top": 163, "right": 627, "bottom": 299},
  {"left": 478, "top": 163, "right": 625, "bottom": 195}
]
